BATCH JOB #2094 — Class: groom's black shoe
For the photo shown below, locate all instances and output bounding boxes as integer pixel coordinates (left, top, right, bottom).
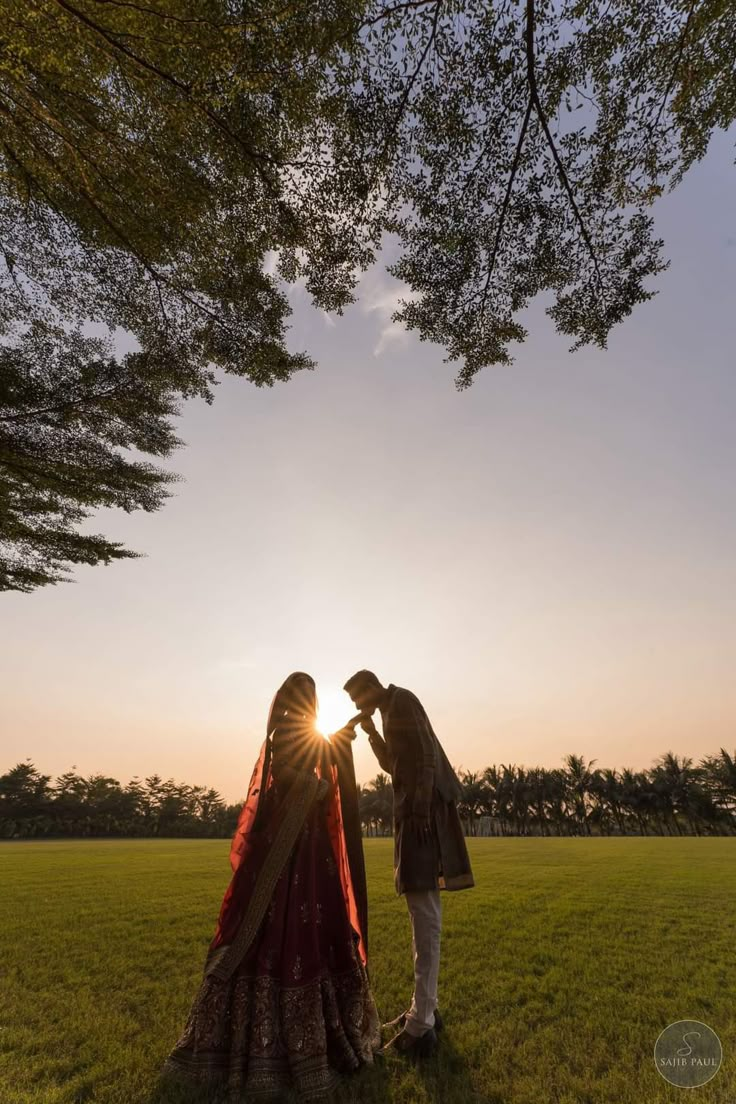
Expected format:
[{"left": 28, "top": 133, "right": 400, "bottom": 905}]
[
  {"left": 385, "top": 1026, "right": 438, "bottom": 1060},
  {"left": 382, "top": 1008, "right": 444, "bottom": 1034}
]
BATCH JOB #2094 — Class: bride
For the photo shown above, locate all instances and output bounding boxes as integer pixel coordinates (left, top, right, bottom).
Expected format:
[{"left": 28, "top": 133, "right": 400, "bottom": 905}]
[{"left": 164, "top": 672, "right": 381, "bottom": 1100}]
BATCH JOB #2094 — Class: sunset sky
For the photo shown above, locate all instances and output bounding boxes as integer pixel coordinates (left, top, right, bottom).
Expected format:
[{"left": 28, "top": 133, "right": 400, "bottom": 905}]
[{"left": 2, "top": 130, "right": 734, "bottom": 804}]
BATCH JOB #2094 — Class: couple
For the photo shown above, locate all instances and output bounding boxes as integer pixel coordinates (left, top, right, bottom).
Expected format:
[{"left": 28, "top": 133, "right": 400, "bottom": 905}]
[{"left": 164, "top": 669, "right": 474, "bottom": 1101}]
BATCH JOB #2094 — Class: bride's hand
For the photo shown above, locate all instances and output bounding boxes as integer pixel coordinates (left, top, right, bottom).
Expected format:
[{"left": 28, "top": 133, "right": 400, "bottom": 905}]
[{"left": 330, "top": 714, "right": 363, "bottom": 742}]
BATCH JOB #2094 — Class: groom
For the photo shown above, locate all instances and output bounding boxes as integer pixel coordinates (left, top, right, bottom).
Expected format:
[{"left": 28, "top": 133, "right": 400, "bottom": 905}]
[{"left": 344, "top": 670, "right": 474, "bottom": 1057}]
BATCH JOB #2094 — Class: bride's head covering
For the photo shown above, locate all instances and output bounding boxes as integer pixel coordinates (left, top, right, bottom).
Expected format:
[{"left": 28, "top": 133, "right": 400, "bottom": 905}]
[
  {"left": 228, "top": 672, "right": 317, "bottom": 872},
  {"left": 266, "top": 671, "right": 317, "bottom": 736}
]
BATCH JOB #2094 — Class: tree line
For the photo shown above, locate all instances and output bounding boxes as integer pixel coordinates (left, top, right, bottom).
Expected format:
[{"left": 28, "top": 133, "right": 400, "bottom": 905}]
[
  {"left": 0, "top": 762, "right": 240, "bottom": 841},
  {"left": 2, "top": 748, "right": 735, "bottom": 840},
  {"left": 455, "top": 751, "right": 736, "bottom": 837}
]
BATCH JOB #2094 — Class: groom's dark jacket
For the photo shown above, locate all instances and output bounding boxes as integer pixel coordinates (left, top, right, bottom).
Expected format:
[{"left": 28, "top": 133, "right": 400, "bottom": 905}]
[{"left": 369, "top": 684, "right": 474, "bottom": 895}]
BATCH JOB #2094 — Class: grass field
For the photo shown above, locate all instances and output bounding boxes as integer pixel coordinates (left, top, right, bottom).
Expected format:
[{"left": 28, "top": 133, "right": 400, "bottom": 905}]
[{"left": 0, "top": 838, "right": 734, "bottom": 1104}]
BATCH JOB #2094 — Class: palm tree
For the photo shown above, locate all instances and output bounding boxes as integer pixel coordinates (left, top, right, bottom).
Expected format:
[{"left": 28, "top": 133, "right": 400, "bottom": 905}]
[
  {"left": 510, "top": 767, "right": 535, "bottom": 836},
  {"left": 562, "top": 754, "right": 597, "bottom": 836},
  {"left": 614, "top": 769, "right": 638, "bottom": 834},
  {"left": 496, "top": 764, "right": 519, "bottom": 835},
  {"left": 588, "top": 768, "right": 628, "bottom": 835},
  {"left": 357, "top": 784, "right": 377, "bottom": 836},
  {"left": 458, "top": 770, "right": 486, "bottom": 836},
  {"left": 527, "top": 767, "right": 552, "bottom": 836},
  {"left": 650, "top": 752, "right": 705, "bottom": 836},
  {"left": 699, "top": 749, "right": 736, "bottom": 833},
  {"left": 359, "top": 773, "right": 393, "bottom": 836},
  {"left": 543, "top": 769, "right": 569, "bottom": 835},
  {"left": 480, "top": 765, "right": 500, "bottom": 823}
]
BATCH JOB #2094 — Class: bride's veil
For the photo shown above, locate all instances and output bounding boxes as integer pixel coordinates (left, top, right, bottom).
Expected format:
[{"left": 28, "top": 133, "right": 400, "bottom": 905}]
[{"left": 229, "top": 672, "right": 316, "bottom": 870}]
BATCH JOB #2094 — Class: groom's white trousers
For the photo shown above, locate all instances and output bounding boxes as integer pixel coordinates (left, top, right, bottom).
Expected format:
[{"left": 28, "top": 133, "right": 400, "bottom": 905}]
[{"left": 403, "top": 889, "right": 442, "bottom": 1037}]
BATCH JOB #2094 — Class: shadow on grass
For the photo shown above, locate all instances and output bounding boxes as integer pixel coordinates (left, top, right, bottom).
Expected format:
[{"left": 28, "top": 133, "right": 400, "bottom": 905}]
[
  {"left": 147, "top": 1065, "right": 384, "bottom": 1104},
  {"left": 334, "top": 1033, "right": 497, "bottom": 1104},
  {"left": 145, "top": 1069, "right": 229, "bottom": 1104},
  {"left": 412, "top": 1033, "right": 499, "bottom": 1104}
]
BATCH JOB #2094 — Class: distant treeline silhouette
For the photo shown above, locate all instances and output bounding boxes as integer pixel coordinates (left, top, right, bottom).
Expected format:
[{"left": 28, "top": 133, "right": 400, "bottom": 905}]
[{"left": 1, "top": 750, "right": 735, "bottom": 840}]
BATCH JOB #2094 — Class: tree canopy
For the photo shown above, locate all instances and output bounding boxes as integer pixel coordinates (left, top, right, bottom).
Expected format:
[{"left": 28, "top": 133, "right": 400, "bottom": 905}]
[{"left": 1, "top": 0, "right": 733, "bottom": 589}]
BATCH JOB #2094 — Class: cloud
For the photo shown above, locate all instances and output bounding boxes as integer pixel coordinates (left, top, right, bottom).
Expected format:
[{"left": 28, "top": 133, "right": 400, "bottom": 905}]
[
  {"left": 265, "top": 242, "right": 419, "bottom": 345},
  {"left": 359, "top": 270, "right": 421, "bottom": 357},
  {"left": 263, "top": 249, "right": 280, "bottom": 277},
  {"left": 263, "top": 248, "right": 335, "bottom": 327}
]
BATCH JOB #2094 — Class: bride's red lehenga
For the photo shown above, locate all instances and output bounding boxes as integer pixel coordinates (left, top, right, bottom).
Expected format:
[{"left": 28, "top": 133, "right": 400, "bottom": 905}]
[{"left": 164, "top": 674, "right": 381, "bottom": 1101}]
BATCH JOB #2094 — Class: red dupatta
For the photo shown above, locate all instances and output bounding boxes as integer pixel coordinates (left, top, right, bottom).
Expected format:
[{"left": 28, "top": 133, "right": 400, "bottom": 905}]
[{"left": 228, "top": 736, "right": 273, "bottom": 874}]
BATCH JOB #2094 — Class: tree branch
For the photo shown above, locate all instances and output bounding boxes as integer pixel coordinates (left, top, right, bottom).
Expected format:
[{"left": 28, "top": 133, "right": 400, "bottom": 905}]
[
  {"left": 479, "top": 95, "right": 533, "bottom": 316},
  {"left": 653, "top": 0, "right": 698, "bottom": 132},
  {"left": 359, "top": 0, "right": 439, "bottom": 31},
  {"left": 0, "top": 453, "right": 76, "bottom": 498},
  {"left": 0, "top": 88, "right": 133, "bottom": 212},
  {"left": 0, "top": 384, "right": 125, "bottom": 424},
  {"left": 52, "top": 0, "right": 279, "bottom": 188},
  {"left": 461, "top": 76, "right": 527, "bottom": 197},
  {"left": 525, "top": 0, "right": 605, "bottom": 295},
  {"left": 377, "top": 0, "right": 442, "bottom": 165},
  {"left": 2, "top": 138, "right": 241, "bottom": 342},
  {"left": 89, "top": 0, "right": 297, "bottom": 31},
  {"left": 53, "top": 0, "right": 192, "bottom": 91}
]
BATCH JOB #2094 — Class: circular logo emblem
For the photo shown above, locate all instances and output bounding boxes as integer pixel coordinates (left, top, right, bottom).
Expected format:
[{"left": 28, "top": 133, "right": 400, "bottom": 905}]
[{"left": 654, "top": 1020, "right": 722, "bottom": 1087}]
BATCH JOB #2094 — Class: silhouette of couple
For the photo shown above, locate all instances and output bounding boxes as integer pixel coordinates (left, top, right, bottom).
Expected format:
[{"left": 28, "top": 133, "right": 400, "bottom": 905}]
[{"left": 165, "top": 670, "right": 474, "bottom": 1101}]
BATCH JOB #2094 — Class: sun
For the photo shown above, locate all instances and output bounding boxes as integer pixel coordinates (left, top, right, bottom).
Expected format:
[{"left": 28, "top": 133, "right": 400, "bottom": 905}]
[{"left": 316, "top": 686, "right": 353, "bottom": 738}]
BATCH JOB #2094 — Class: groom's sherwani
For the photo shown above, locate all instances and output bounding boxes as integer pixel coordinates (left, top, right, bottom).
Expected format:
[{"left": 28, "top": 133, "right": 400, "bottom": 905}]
[
  {"left": 366, "top": 683, "right": 474, "bottom": 1039},
  {"left": 368, "top": 684, "right": 474, "bottom": 895}
]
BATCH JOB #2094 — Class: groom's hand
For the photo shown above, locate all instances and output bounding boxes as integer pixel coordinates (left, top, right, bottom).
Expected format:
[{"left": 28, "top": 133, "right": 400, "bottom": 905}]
[{"left": 359, "top": 714, "right": 379, "bottom": 739}]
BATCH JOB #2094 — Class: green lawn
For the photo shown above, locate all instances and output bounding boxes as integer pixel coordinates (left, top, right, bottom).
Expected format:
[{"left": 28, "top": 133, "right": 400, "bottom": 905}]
[{"left": 0, "top": 838, "right": 733, "bottom": 1104}]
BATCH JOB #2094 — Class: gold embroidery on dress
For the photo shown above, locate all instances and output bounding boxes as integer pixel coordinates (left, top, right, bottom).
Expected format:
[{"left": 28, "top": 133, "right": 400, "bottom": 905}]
[
  {"left": 293, "top": 954, "right": 303, "bottom": 981},
  {"left": 165, "top": 962, "right": 382, "bottom": 1093},
  {"left": 248, "top": 976, "right": 280, "bottom": 1057}
]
